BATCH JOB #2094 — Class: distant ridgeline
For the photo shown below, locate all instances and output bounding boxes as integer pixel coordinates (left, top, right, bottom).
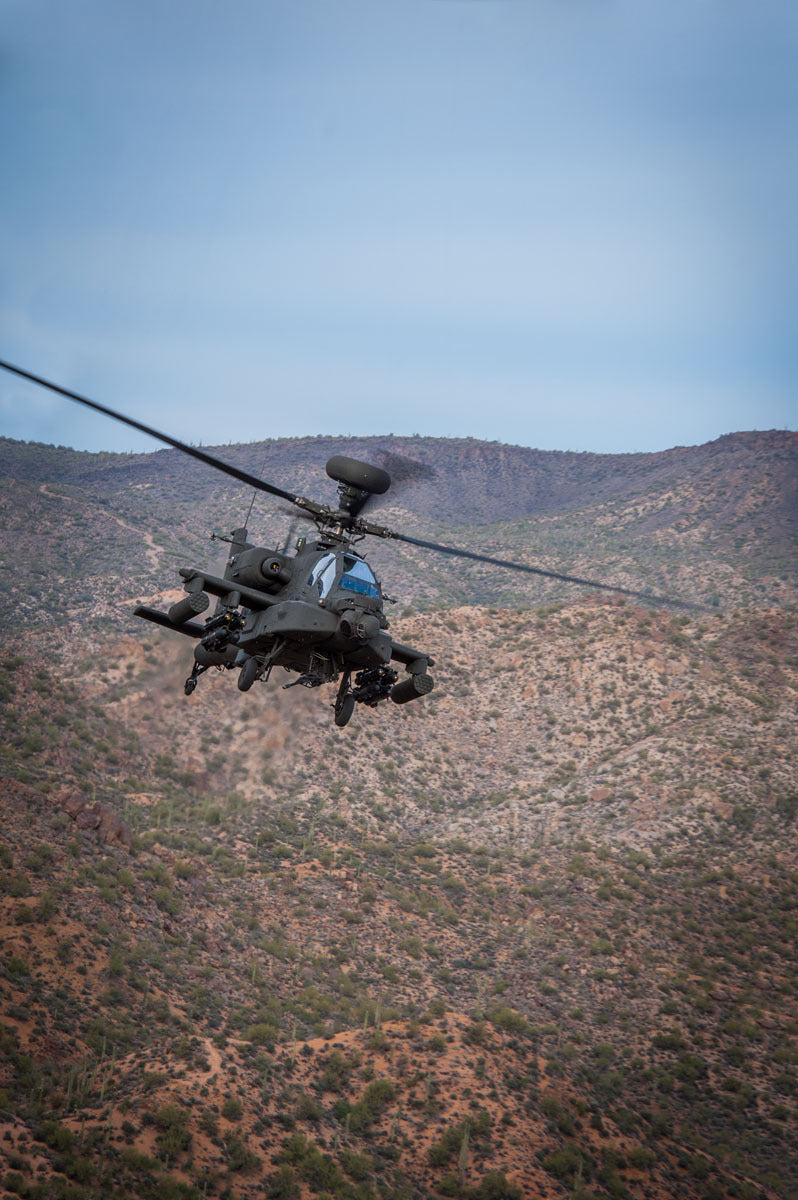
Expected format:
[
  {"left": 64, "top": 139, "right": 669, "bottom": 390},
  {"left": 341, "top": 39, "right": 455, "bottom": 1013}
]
[{"left": 0, "top": 429, "right": 795, "bottom": 628}]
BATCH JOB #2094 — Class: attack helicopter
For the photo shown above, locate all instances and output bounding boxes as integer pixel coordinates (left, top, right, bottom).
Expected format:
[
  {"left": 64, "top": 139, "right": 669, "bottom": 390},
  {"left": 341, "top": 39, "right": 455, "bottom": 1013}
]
[
  {"left": 138, "top": 451, "right": 437, "bottom": 728},
  {"left": 0, "top": 359, "right": 700, "bottom": 727}
]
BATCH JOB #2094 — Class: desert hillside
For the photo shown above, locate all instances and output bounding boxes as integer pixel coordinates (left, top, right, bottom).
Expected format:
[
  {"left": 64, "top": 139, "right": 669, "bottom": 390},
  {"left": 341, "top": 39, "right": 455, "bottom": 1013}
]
[
  {"left": 0, "top": 431, "right": 796, "bottom": 1200},
  {"left": 0, "top": 430, "right": 796, "bottom": 625}
]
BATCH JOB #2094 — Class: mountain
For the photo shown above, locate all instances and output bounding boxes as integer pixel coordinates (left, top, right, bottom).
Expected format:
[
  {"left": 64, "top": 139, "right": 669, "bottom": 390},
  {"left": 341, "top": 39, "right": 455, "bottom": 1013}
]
[
  {"left": 0, "top": 431, "right": 796, "bottom": 1200},
  {"left": 0, "top": 429, "right": 796, "bottom": 628}
]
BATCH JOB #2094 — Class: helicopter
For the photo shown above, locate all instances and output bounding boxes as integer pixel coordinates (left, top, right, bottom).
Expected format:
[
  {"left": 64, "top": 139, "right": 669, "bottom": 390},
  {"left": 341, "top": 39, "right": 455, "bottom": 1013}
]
[
  {"left": 137, "top": 452, "right": 437, "bottom": 728},
  {"left": 0, "top": 359, "right": 701, "bottom": 727}
]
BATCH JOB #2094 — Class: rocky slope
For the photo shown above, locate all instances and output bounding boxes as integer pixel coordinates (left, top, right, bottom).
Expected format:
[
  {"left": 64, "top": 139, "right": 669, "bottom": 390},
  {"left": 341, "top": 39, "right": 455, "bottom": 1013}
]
[
  {"left": 1, "top": 599, "right": 796, "bottom": 1199},
  {"left": 0, "top": 431, "right": 796, "bottom": 1200},
  {"left": 0, "top": 429, "right": 796, "bottom": 626}
]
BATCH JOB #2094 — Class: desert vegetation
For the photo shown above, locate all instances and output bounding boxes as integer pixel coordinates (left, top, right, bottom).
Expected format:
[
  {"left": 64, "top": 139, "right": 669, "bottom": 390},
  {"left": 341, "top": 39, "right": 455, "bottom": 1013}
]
[{"left": 0, "top": 431, "right": 796, "bottom": 1198}]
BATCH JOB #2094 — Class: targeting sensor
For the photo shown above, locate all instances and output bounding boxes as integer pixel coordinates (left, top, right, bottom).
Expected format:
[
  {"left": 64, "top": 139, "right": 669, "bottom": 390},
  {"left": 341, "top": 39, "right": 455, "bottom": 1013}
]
[{"left": 326, "top": 456, "right": 391, "bottom": 496}]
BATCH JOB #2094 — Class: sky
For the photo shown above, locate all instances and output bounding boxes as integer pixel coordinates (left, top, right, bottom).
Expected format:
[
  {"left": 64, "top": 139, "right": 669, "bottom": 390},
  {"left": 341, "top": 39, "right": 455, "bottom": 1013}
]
[{"left": 1, "top": 0, "right": 796, "bottom": 455}]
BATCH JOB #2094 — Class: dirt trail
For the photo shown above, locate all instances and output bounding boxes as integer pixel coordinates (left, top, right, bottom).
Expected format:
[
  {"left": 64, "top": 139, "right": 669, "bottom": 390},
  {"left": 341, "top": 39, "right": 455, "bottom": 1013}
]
[{"left": 40, "top": 482, "right": 161, "bottom": 571}]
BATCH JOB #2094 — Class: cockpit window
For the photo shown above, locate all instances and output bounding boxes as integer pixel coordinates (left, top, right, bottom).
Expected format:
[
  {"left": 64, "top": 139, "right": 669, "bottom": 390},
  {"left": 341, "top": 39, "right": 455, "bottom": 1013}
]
[
  {"left": 309, "top": 552, "right": 337, "bottom": 600},
  {"left": 340, "top": 554, "right": 380, "bottom": 598}
]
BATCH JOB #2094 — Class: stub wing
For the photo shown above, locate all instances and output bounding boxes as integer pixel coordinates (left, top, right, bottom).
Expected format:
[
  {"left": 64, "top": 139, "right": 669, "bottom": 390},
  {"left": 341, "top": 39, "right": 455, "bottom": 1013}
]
[
  {"left": 133, "top": 605, "right": 205, "bottom": 638},
  {"left": 389, "top": 639, "right": 435, "bottom": 670}
]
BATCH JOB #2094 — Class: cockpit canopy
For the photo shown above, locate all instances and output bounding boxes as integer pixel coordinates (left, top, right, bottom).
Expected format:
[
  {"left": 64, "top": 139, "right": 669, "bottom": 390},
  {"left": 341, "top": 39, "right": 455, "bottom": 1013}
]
[
  {"left": 340, "top": 554, "right": 380, "bottom": 598},
  {"left": 308, "top": 552, "right": 380, "bottom": 600}
]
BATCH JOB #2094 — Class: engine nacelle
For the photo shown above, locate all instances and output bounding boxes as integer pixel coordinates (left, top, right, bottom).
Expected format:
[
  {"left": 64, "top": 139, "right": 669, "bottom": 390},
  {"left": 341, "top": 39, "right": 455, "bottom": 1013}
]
[{"left": 226, "top": 548, "right": 293, "bottom": 591}]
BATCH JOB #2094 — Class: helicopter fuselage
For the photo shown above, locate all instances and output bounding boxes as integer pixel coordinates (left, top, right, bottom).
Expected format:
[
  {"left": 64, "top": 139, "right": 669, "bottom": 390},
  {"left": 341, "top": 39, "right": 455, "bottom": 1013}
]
[{"left": 134, "top": 526, "right": 434, "bottom": 724}]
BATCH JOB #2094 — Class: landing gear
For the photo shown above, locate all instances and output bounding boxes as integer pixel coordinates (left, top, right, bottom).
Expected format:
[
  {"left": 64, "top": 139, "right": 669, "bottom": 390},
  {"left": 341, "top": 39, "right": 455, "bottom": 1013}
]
[
  {"left": 334, "top": 672, "right": 355, "bottom": 727},
  {"left": 332, "top": 665, "right": 400, "bottom": 726},
  {"left": 184, "top": 662, "right": 208, "bottom": 696},
  {"left": 237, "top": 655, "right": 259, "bottom": 692},
  {"left": 283, "top": 650, "right": 335, "bottom": 691},
  {"left": 334, "top": 692, "right": 356, "bottom": 727}
]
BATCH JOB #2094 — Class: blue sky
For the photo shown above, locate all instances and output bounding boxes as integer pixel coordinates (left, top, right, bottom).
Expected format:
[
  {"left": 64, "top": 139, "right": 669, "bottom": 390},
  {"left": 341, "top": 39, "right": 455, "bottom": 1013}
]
[{"left": 1, "top": 0, "right": 796, "bottom": 454}]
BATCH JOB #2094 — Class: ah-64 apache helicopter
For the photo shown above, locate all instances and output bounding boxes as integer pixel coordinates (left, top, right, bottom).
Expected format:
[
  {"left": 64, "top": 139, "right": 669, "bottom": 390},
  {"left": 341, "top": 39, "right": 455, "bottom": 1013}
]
[{"left": 1, "top": 360, "right": 698, "bottom": 727}]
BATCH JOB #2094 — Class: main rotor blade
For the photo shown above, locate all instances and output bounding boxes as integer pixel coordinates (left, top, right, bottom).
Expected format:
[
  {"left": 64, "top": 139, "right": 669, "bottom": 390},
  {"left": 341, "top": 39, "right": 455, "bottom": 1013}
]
[
  {"left": 0, "top": 359, "right": 299, "bottom": 504},
  {"left": 392, "top": 531, "right": 703, "bottom": 611}
]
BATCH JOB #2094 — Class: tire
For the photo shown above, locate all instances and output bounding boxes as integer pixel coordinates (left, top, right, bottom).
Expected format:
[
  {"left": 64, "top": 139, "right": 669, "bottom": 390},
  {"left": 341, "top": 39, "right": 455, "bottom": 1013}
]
[
  {"left": 334, "top": 692, "right": 356, "bottom": 727},
  {"left": 237, "top": 656, "right": 259, "bottom": 692}
]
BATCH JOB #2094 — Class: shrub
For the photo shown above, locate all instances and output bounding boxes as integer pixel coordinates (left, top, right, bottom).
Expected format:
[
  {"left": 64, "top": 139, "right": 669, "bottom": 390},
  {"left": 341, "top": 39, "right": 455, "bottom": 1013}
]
[
  {"left": 468, "top": 1172, "right": 522, "bottom": 1200},
  {"left": 318, "top": 1049, "right": 356, "bottom": 1093},
  {"left": 41, "top": 1120, "right": 77, "bottom": 1152},
  {"left": 628, "top": 1146, "right": 657, "bottom": 1168},
  {"left": 2, "top": 873, "right": 31, "bottom": 898},
  {"left": 295, "top": 1093, "right": 323, "bottom": 1123},
  {"left": 245, "top": 1023, "right": 278, "bottom": 1049},
  {"left": 488, "top": 1006, "right": 533, "bottom": 1036},
  {"left": 153, "top": 886, "right": 181, "bottom": 916},
  {"left": 542, "top": 1144, "right": 585, "bottom": 1182},
  {"left": 224, "top": 1132, "right": 260, "bottom": 1173},
  {"left": 222, "top": 1097, "right": 243, "bottom": 1121},
  {"left": 652, "top": 1029, "right": 686, "bottom": 1051},
  {"left": 150, "top": 1104, "right": 191, "bottom": 1161},
  {"left": 266, "top": 1165, "right": 300, "bottom": 1199},
  {"left": 341, "top": 1149, "right": 374, "bottom": 1181},
  {"left": 348, "top": 1079, "right": 397, "bottom": 1132},
  {"left": 37, "top": 890, "right": 58, "bottom": 921},
  {"left": 429, "top": 1112, "right": 491, "bottom": 1168}
]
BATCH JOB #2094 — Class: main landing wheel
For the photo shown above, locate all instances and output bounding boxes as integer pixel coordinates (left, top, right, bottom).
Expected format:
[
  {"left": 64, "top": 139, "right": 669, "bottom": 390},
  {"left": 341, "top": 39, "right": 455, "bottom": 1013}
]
[
  {"left": 334, "top": 692, "right": 355, "bottom": 727},
  {"left": 237, "top": 656, "right": 259, "bottom": 692}
]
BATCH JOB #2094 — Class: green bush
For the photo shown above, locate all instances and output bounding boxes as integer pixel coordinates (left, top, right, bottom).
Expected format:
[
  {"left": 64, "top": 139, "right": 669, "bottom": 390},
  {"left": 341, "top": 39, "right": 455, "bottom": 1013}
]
[
  {"left": 150, "top": 1104, "right": 191, "bottom": 1161},
  {"left": 222, "top": 1096, "right": 243, "bottom": 1121},
  {"left": 348, "top": 1078, "right": 397, "bottom": 1132},
  {"left": 468, "top": 1172, "right": 522, "bottom": 1200},
  {"left": 41, "top": 1120, "right": 77, "bottom": 1152},
  {"left": 2, "top": 873, "right": 31, "bottom": 898},
  {"left": 429, "top": 1112, "right": 491, "bottom": 1168},
  {"left": 652, "top": 1029, "right": 686, "bottom": 1051},
  {"left": 318, "top": 1049, "right": 355, "bottom": 1093},
  {"left": 341, "top": 1148, "right": 374, "bottom": 1181},
  {"left": 542, "top": 1144, "right": 585, "bottom": 1182},
  {"left": 266, "top": 1165, "right": 300, "bottom": 1198},
  {"left": 224, "top": 1132, "right": 259, "bottom": 1173},
  {"left": 245, "top": 1022, "right": 278, "bottom": 1048},
  {"left": 153, "top": 886, "right": 181, "bottom": 916},
  {"left": 628, "top": 1146, "right": 656, "bottom": 1168},
  {"left": 295, "top": 1092, "right": 323, "bottom": 1123},
  {"left": 488, "top": 1006, "right": 533, "bottom": 1036}
]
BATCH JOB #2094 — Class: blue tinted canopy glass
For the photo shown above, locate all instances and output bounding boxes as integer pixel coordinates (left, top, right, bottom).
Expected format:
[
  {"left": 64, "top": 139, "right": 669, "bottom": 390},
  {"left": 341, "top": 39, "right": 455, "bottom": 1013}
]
[{"left": 340, "top": 555, "right": 380, "bottom": 598}]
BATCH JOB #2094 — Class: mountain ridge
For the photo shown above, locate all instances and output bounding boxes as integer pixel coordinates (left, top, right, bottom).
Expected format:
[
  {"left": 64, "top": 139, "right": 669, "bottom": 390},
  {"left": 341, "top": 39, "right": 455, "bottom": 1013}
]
[
  {"left": 0, "top": 429, "right": 796, "bottom": 1199},
  {"left": 1, "top": 428, "right": 795, "bottom": 626}
]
